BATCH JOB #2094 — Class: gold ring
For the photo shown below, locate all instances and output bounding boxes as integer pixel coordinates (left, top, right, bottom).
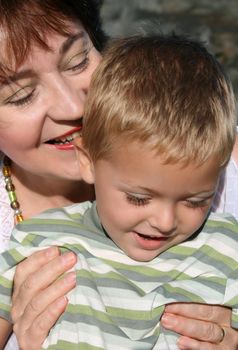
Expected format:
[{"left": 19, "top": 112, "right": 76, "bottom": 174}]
[{"left": 217, "top": 326, "right": 225, "bottom": 344}]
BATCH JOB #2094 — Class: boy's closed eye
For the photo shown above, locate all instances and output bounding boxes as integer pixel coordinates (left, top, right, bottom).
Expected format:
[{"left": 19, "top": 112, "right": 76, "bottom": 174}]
[{"left": 125, "top": 193, "right": 151, "bottom": 207}]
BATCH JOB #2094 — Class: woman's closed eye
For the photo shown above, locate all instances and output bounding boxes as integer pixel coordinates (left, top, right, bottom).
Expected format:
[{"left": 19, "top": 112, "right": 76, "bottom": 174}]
[
  {"left": 5, "top": 86, "right": 36, "bottom": 107},
  {"left": 63, "top": 45, "right": 92, "bottom": 73}
]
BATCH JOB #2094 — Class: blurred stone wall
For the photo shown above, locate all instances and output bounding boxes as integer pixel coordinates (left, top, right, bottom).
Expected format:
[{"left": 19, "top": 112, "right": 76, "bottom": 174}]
[{"left": 100, "top": 0, "right": 238, "bottom": 102}]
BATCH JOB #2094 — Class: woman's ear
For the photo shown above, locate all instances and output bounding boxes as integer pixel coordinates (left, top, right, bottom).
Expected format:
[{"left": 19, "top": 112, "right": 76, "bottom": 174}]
[{"left": 74, "top": 138, "right": 95, "bottom": 184}]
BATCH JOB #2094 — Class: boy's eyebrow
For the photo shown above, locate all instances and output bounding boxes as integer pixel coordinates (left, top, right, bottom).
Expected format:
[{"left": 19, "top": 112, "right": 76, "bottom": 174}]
[
  {"left": 134, "top": 186, "right": 216, "bottom": 198},
  {"left": 60, "top": 31, "right": 85, "bottom": 55}
]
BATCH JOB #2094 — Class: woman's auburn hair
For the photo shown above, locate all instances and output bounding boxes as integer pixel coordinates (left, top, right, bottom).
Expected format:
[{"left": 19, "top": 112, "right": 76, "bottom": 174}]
[
  {"left": 83, "top": 34, "right": 237, "bottom": 167},
  {"left": 0, "top": 0, "right": 106, "bottom": 79}
]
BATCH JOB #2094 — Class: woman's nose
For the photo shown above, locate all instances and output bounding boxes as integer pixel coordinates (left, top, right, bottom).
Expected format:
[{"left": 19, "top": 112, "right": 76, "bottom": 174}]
[{"left": 47, "top": 75, "right": 86, "bottom": 121}]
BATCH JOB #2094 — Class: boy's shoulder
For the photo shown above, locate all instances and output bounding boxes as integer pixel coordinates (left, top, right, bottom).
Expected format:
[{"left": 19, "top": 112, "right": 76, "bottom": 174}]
[
  {"left": 23, "top": 201, "right": 93, "bottom": 223},
  {"left": 206, "top": 211, "right": 238, "bottom": 227},
  {"left": 14, "top": 201, "right": 94, "bottom": 235},
  {"left": 171, "top": 211, "right": 238, "bottom": 268},
  {"left": 46, "top": 201, "right": 92, "bottom": 218},
  {"left": 10, "top": 201, "right": 95, "bottom": 247},
  {"left": 201, "top": 210, "right": 238, "bottom": 242}
]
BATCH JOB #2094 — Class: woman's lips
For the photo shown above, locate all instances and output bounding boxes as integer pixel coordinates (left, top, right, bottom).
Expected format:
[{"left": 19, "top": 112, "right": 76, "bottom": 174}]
[
  {"left": 56, "top": 126, "right": 82, "bottom": 139},
  {"left": 45, "top": 127, "right": 82, "bottom": 147}
]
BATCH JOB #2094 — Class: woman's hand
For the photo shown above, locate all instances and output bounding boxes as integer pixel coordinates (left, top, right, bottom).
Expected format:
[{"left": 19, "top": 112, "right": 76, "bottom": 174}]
[
  {"left": 11, "top": 247, "right": 77, "bottom": 350},
  {"left": 161, "top": 302, "right": 237, "bottom": 349}
]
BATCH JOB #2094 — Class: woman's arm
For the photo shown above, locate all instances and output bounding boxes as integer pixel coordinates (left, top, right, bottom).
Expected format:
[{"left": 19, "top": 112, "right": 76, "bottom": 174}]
[
  {"left": 0, "top": 318, "right": 12, "bottom": 350},
  {"left": 11, "top": 247, "right": 77, "bottom": 350},
  {"left": 161, "top": 303, "right": 237, "bottom": 349}
]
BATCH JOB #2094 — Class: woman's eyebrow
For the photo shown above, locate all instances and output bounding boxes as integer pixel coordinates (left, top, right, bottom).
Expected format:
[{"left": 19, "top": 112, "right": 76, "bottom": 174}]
[
  {"left": 0, "top": 32, "right": 85, "bottom": 89},
  {"left": 0, "top": 69, "right": 34, "bottom": 88},
  {"left": 60, "top": 31, "right": 85, "bottom": 55}
]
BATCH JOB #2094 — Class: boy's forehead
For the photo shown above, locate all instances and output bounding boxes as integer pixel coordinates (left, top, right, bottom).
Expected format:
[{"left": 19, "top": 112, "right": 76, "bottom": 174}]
[{"left": 99, "top": 141, "right": 221, "bottom": 195}]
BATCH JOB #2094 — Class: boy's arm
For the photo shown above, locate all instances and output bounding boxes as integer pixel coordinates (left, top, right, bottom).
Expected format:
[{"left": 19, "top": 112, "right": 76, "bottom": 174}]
[{"left": 0, "top": 318, "right": 12, "bottom": 350}]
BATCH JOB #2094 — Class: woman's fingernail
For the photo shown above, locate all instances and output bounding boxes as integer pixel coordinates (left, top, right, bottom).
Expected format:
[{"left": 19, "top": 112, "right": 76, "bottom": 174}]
[
  {"left": 46, "top": 246, "right": 59, "bottom": 258},
  {"left": 64, "top": 272, "right": 76, "bottom": 285},
  {"left": 161, "top": 313, "right": 176, "bottom": 328},
  {"left": 55, "top": 296, "right": 68, "bottom": 308},
  {"left": 177, "top": 337, "right": 191, "bottom": 350},
  {"left": 61, "top": 252, "right": 76, "bottom": 265}
]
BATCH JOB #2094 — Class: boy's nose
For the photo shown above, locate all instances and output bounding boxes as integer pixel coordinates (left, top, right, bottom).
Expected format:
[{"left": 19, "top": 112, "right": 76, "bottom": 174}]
[{"left": 148, "top": 205, "right": 177, "bottom": 235}]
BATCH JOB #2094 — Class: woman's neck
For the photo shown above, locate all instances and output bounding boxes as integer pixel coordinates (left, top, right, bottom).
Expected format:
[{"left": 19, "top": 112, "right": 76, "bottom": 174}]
[{"left": 10, "top": 163, "right": 94, "bottom": 219}]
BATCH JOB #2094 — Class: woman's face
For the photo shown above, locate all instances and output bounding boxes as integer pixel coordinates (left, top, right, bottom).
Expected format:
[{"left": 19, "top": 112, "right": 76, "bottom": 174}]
[{"left": 0, "top": 22, "right": 101, "bottom": 181}]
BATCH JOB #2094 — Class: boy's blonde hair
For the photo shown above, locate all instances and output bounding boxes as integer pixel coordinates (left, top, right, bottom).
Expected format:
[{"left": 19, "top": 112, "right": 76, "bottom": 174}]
[{"left": 83, "top": 34, "right": 237, "bottom": 167}]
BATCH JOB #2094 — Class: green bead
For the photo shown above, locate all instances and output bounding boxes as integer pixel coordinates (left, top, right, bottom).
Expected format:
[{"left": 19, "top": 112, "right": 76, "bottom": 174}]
[{"left": 8, "top": 191, "right": 17, "bottom": 202}]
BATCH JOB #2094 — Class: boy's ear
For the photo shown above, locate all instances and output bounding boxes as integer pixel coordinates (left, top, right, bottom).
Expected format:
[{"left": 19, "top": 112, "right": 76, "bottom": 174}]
[{"left": 74, "top": 138, "right": 95, "bottom": 184}]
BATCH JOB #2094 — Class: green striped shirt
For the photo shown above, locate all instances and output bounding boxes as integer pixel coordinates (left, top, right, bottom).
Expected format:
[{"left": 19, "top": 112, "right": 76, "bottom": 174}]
[{"left": 0, "top": 201, "right": 238, "bottom": 349}]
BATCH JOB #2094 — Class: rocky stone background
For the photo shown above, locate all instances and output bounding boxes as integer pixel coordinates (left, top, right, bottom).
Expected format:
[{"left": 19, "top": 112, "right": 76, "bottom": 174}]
[{"left": 100, "top": 0, "right": 238, "bottom": 103}]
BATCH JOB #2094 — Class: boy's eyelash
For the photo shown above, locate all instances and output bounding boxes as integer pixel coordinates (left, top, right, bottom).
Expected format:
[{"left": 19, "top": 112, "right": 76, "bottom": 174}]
[
  {"left": 185, "top": 199, "right": 208, "bottom": 209},
  {"left": 126, "top": 194, "right": 150, "bottom": 206}
]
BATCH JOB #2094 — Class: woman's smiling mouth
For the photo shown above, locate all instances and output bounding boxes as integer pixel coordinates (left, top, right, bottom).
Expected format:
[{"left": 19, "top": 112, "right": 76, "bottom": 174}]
[{"left": 46, "top": 127, "right": 82, "bottom": 146}]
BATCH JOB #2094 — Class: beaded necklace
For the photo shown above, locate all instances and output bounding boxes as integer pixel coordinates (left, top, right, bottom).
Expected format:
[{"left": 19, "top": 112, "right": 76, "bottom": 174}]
[{"left": 2, "top": 156, "right": 24, "bottom": 223}]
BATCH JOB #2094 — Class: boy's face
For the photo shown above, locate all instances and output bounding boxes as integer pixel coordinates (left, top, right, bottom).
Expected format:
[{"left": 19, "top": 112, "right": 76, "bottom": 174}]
[{"left": 81, "top": 141, "right": 221, "bottom": 262}]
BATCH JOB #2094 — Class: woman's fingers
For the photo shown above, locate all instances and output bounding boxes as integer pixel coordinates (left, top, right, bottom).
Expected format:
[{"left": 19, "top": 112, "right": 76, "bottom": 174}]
[
  {"left": 161, "top": 303, "right": 238, "bottom": 349},
  {"left": 11, "top": 249, "right": 77, "bottom": 350},
  {"left": 15, "top": 271, "right": 76, "bottom": 328},
  {"left": 164, "top": 303, "right": 231, "bottom": 326},
  {"left": 13, "top": 247, "right": 60, "bottom": 294},
  {"left": 177, "top": 326, "right": 237, "bottom": 350},
  {"left": 13, "top": 296, "right": 68, "bottom": 350},
  {"left": 161, "top": 312, "right": 227, "bottom": 343},
  {"left": 12, "top": 250, "right": 77, "bottom": 322}
]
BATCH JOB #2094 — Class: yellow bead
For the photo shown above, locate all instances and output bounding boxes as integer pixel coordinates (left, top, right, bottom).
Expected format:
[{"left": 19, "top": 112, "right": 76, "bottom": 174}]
[
  {"left": 3, "top": 166, "right": 10, "bottom": 177},
  {"left": 2, "top": 156, "right": 24, "bottom": 223},
  {"left": 16, "top": 214, "right": 24, "bottom": 223}
]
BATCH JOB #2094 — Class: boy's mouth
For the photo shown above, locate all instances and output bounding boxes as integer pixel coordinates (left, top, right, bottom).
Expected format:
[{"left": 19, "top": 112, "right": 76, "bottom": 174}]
[
  {"left": 137, "top": 233, "right": 165, "bottom": 241},
  {"left": 134, "top": 231, "right": 170, "bottom": 251}
]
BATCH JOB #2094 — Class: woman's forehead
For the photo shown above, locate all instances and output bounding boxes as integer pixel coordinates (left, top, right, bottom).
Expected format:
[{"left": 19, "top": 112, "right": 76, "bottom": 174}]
[{"left": 0, "top": 21, "right": 87, "bottom": 79}]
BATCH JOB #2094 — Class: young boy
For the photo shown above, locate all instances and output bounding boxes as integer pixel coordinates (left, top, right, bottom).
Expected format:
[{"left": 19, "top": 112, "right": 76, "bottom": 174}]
[{"left": 0, "top": 34, "right": 237, "bottom": 349}]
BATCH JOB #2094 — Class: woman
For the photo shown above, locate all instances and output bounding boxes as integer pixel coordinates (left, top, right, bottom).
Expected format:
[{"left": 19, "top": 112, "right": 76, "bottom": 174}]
[
  {"left": 0, "top": 1, "right": 237, "bottom": 349},
  {"left": 0, "top": 0, "right": 104, "bottom": 347}
]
